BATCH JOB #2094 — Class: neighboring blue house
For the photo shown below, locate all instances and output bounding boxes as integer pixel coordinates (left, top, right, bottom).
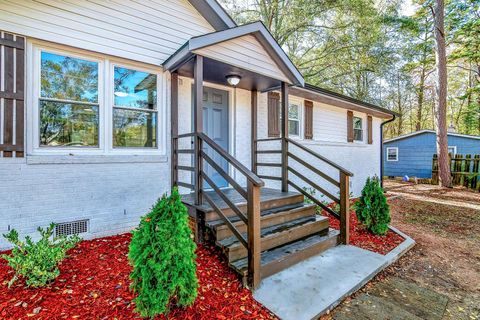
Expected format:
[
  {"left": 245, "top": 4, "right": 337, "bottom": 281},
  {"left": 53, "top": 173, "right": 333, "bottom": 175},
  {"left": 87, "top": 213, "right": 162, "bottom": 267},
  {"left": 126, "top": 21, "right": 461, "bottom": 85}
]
[{"left": 383, "top": 130, "right": 480, "bottom": 178}]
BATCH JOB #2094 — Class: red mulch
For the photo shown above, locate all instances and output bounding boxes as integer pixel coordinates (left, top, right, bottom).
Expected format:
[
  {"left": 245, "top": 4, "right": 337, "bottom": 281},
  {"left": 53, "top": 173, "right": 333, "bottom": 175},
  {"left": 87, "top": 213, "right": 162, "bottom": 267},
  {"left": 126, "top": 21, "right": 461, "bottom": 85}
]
[
  {"left": 323, "top": 208, "right": 405, "bottom": 255},
  {"left": 0, "top": 234, "right": 276, "bottom": 320}
]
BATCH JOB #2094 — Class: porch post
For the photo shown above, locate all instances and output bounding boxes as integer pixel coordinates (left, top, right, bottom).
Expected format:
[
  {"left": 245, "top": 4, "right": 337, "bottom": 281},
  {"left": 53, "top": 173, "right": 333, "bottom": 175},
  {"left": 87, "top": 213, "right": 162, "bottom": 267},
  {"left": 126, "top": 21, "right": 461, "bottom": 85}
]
[
  {"left": 251, "top": 90, "right": 258, "bottom": 174},
  {"left": 193, "top": 55, "right": 204, "bottom": 205},
  {"left": 281, "top": 82, "right": 289, "bottom": 192},
  {"left": 171, "top": 72, "right": 178, "bottom": 188}
]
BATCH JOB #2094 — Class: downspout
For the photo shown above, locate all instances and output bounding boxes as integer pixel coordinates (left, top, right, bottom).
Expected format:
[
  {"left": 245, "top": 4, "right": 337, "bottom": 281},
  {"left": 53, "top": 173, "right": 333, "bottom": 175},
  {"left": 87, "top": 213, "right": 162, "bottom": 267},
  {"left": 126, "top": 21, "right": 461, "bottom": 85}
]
[{"left": 380, "top": 115, "right": 396, "bottom": 188}]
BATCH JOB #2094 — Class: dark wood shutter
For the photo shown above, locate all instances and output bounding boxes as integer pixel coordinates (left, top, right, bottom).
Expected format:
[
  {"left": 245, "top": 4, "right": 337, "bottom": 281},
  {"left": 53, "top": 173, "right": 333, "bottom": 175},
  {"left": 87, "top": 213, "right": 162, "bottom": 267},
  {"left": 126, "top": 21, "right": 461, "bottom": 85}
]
[
  {"left": 304, "top": 100, "right": 313, "bottom": 139},
  {"left": 0, "top": 31, "right": 25, "bottom": 158},
  {"left": 347, "top": 111, "right": 354, "bottom": 142},
  {"left": 268, "top": 92, "right": 280, "bottom": 137},
  {"left": 367, "top": 115, "right": 373, "bottom": 144}
]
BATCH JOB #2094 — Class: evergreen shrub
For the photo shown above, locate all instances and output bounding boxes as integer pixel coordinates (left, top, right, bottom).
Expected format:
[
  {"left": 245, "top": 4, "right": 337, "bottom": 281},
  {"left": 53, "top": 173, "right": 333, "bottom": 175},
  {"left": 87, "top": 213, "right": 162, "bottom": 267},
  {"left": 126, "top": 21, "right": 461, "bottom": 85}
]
[
  {"left": 354, "top": 176, "right": 391, "bottom": 235},
  {"left": 129, "top": 187, "right": 198, "bottom": 317}
]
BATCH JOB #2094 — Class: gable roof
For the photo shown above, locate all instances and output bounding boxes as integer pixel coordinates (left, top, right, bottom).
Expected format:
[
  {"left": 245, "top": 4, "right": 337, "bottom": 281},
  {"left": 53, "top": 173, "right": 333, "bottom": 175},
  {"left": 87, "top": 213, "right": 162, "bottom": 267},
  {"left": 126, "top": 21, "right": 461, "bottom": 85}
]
[
  {"left": 163, "top": 21, "right": 304, "bottom": 86},
  {"left": 187, "top": 0, "right": 237, "bottom": 30},
  {"left": 384, "top": 130, "right": 480, "bottom": 143}
]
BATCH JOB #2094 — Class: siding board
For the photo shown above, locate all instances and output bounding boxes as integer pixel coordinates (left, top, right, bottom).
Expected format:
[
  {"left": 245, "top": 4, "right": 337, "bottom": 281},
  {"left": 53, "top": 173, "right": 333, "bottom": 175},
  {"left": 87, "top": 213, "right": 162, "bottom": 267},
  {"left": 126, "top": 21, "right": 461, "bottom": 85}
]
[
  {"left": 0, "top": 0, "right": 215, "bottom": 66},
  {"left": 194, "top": 35, "right": 291, "bottom": 83}
]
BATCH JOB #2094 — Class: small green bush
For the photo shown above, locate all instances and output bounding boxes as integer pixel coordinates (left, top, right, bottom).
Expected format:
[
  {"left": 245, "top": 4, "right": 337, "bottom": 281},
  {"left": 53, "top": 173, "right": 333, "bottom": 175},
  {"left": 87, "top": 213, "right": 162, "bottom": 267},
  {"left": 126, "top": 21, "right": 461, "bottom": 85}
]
[
  {"left": 354, "top": 176, "right": 391, "bottom": 235},
  {"left": 129, "top": 187, "right": 198, "bottom": 318},
  {"left": 1, "top": 223, "right": 81, "bottom": 288}
]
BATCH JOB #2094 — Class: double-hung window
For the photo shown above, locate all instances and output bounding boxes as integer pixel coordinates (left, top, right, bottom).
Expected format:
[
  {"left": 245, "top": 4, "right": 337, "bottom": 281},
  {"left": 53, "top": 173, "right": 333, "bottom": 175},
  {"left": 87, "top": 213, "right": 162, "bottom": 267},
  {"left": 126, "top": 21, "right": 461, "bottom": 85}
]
[
  {"left": 34, "top": 43, "right": 163, "bottom": 155},
  {"left": 353, "top": 116, "right": 363, "bottom": 141},
  {"left": 113, "top": 67, "right": 157, "bottom": 148},
  {"left": 288, "top": 103, "right": 300, "bottom": 136},
  {"left": 39, "top": 52, "right": 99, "bottom": 147}
]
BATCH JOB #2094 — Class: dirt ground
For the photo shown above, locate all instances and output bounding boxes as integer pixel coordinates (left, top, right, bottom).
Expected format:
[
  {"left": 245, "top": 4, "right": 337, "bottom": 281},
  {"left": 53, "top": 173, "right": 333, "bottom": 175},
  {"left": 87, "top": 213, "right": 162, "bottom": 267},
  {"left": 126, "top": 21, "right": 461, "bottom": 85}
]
[{"left": 324, "top": 180, "right": 480, "bottom": 320}]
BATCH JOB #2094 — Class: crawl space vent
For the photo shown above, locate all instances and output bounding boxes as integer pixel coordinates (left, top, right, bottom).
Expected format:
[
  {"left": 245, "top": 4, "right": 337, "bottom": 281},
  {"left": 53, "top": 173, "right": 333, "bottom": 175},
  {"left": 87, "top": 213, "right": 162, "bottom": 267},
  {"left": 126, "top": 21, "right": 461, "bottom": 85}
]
[{"left": 55, "top": 220, "right": 89, "bottom": 237}]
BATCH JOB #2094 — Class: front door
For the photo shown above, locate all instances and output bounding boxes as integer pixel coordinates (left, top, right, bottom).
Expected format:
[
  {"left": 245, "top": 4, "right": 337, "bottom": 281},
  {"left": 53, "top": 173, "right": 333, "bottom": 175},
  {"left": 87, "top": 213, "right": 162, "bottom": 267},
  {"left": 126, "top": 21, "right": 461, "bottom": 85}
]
[{"left": 197, "top": 87, "right": 229, "bottom": 188}]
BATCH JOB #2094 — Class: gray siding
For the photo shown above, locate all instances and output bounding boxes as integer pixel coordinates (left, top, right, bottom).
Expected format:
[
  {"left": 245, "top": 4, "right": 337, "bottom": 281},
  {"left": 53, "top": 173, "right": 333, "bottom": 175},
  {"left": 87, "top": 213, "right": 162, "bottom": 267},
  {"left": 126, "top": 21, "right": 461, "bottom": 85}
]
[{"left": 0, "top": 0, "right": 215, "bottom": 65}]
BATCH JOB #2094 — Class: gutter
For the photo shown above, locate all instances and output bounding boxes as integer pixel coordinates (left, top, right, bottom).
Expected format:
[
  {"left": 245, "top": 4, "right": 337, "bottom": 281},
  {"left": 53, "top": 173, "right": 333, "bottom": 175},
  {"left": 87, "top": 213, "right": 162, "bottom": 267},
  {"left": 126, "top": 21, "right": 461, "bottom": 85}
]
[{"left": 380, "top": 115, "right": 396, "bottom": 188}]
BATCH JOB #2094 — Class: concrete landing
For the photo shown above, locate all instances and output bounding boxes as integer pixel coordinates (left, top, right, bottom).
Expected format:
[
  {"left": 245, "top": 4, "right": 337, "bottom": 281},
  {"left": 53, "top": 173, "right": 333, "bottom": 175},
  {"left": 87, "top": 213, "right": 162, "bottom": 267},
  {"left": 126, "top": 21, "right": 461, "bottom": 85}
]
[
  {"left": 254, "top": 238, "right": 417, "bottom": 320},
  {"left": 253, "top": 245, "right": 386, "bottom": 320}
]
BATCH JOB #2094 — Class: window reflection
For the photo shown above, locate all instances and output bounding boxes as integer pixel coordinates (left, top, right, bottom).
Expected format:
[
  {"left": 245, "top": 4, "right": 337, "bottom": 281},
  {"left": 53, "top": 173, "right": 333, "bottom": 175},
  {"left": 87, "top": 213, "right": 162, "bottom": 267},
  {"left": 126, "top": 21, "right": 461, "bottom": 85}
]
[
  {"left": 39, "top": 51, "right": 99, "bottom": 147},
  {"left": 113, "top": 67, "right": 157, "bottom": 148},
  {"left": 114, "top": 67, "right": 157, "bottom": 110}
]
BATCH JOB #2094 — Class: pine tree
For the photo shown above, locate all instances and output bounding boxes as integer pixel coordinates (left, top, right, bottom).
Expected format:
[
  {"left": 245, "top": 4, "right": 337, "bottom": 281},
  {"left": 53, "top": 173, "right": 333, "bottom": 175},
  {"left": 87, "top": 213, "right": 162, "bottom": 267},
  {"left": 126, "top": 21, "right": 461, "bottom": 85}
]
[
  {"left": 354, "top": 176, "right": 391, "bottom": 235},
  {"left": 128, "top": 187, "right": 198, "bottom": 318}
]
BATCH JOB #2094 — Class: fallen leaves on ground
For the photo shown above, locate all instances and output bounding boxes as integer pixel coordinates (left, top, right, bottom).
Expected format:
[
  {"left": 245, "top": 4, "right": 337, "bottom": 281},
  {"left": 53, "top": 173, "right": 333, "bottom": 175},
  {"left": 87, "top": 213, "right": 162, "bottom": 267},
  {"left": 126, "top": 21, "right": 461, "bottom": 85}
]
[{"left": 0, "top": 234, "right": 277, "bottom": 319}]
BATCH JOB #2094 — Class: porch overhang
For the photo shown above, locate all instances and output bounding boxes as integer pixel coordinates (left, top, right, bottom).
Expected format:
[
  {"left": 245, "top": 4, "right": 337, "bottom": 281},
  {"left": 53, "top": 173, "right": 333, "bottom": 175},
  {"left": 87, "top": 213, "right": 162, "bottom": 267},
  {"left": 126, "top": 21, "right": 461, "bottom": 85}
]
[{"left": 163, "top": 21, "right": 305, "bottom": 90}]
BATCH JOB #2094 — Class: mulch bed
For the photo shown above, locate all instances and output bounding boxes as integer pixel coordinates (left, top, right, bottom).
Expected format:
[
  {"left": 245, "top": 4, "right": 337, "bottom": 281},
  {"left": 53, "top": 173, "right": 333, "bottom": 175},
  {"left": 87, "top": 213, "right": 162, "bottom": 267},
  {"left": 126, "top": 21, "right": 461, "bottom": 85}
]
[
  {"left": 323, "top": 208, "right": 405, "bottom": 255},
  {"left": 0, "top": 233, "right": 276, "bottom": 320}
]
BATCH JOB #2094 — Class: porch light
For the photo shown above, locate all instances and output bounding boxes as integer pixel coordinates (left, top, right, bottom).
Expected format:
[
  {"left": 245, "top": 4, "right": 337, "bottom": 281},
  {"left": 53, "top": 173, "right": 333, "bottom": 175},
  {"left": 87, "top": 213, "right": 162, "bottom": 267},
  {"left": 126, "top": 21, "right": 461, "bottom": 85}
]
[{"left": 226, "top": 75, "right": 241, "bottom": 86}]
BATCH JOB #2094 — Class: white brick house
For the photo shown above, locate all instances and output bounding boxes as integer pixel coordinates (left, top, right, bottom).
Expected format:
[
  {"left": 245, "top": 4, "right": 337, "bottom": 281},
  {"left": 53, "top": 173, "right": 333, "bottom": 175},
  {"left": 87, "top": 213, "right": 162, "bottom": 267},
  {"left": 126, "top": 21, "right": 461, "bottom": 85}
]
[{"left": 0, "top": 0, "right": 395, "bottom": 255}]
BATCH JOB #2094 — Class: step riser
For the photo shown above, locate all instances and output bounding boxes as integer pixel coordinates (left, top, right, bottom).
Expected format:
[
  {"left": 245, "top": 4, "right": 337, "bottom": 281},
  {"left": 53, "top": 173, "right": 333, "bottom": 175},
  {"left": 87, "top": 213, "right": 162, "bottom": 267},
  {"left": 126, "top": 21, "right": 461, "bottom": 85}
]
[
  {"left": 260, "top": 234, "right": 338, "bottom": 279},
  {"left": 214, "top": 206, "right": 316, "bottom": 241},
  {"left": 204, "top": 194, "right": 305, "bottom": 221},
  {"left": 223, "top": 219, "right": 330, "bottom": 262}
]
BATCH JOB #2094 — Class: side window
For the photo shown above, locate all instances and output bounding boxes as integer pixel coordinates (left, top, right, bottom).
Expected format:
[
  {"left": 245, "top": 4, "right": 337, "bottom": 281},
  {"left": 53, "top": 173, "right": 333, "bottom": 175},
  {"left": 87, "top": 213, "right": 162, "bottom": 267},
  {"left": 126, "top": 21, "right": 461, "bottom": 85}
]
[
  {"left": 353, "top": 116, "right": 363, "bottom": 141},
  {"left": 113, "top": 66, "right": 157, "bottom": 148},
  {"left": 39, "top": 51, "right": 99, "bottom": 147},
  {"left": 288, "top": 103, "right": 300, "bottom": 136},
  {"left": 447, "top": 146, "right": 456, "bottom": 155},
  {"left": 387, "top": 147, "right": 398, "bottom": 161}
]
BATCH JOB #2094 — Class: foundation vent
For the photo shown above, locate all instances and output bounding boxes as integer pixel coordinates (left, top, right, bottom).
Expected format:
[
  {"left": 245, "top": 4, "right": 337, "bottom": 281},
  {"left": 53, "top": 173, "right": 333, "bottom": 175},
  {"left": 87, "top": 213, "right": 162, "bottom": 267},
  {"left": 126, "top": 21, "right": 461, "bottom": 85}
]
[{"left": 55, "top": 220, "right": 89, "bottom": 237}]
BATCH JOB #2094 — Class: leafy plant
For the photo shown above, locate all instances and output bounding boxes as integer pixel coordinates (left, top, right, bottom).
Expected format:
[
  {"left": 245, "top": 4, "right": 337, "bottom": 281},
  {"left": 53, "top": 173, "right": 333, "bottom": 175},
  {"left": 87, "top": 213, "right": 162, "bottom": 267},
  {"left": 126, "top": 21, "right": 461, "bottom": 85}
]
[
  {"left": 354, "top": 176, "right": 391, "bottom": 235},
  {"left": 129, "top": 187, "right": 198, "bottom": 318},
  {"left": 1, "top": 223, "right": 81, "bottom": 288},
  {"left": 302, "top": 187, "right": 329, "bottom": 214}
]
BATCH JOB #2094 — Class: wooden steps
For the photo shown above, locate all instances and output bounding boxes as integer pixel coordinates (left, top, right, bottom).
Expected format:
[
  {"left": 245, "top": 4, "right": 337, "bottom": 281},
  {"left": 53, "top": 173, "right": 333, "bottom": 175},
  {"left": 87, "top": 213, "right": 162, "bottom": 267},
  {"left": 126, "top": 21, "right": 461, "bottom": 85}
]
[
  {"left": 218, "top": 215, "right": 330, "bottom": 262},
  {"left": 208, "top": 203, "right": 317, "bottom": 241},
  {"left": 183, "top": 187, "right": 339, "bottom": 286},
  {"left": 230, "top": 230, "right": 339, "bottom": 282}
]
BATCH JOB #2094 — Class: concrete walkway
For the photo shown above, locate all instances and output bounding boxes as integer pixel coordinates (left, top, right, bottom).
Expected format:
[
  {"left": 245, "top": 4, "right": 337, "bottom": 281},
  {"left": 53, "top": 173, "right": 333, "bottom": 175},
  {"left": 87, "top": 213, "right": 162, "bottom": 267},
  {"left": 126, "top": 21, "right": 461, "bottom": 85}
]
[
  {"left": 253, "top": 229, "right": 414, "bottom": 320},
  {"left": 333, "top": 277, "right": 449, "bottom": 320}
]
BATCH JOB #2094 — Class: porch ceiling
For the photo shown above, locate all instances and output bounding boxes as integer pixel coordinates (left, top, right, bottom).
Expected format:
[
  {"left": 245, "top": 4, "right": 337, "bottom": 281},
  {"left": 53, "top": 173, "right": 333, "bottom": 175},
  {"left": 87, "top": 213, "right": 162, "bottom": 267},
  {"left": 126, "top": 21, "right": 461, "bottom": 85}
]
[{"left": 176, "top": 56, "right": 282, "bottom": 92}]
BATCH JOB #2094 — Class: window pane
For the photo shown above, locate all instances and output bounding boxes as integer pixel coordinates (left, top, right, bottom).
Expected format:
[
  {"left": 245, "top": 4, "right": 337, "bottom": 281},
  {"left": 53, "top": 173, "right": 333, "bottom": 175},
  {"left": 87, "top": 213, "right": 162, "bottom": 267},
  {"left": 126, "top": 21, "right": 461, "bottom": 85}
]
[
  {"left": 114, "top": 67, "right": 157, "bottom": 110},
  {"left": 41, "top": 52, "right": 98, "bottom": 103},
  {"left": 288, "top": 104, "right": 299, "bottom": 120},
  {"left": 388, "top": 149, "right": 397, "bottom": 160},
  {"left": 354, "top": 129, "right": 363, "bottom": 141},
  {"left": 353, "top": 117, "right": 362, "bottom": 129},
  {"left": 113, "top": 109, "right": 157, "bottom": 148},
  {"left": 39, "top": 101, "right": 99, "bottom": 147},
  {"left": 288, "top": 120, "right": 299, "bottom": 136}
]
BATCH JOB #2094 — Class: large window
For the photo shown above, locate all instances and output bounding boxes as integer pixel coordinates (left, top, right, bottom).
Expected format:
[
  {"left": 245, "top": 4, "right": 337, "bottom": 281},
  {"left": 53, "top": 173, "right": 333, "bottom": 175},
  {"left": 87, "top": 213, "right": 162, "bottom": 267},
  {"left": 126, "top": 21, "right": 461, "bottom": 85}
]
[
  {"left": 113, "top": 67, "right": 157, "bottom": 148},
  {"left": 33, "top": 44, "right": 164, "bottom": 155},
  {"left": 288, "top": 103, "right": 300, "bottom": 136},
  {"left": 353, "top": 116, "right": 363, "bottom": 141},
  {"left": 39, "top": 52, "right": 99, "bottom": 147}
]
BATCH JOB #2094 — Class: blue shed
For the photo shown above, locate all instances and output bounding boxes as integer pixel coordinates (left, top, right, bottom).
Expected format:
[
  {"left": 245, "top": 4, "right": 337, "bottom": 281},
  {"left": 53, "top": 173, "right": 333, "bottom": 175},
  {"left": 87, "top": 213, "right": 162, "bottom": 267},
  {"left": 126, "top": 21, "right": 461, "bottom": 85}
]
[{"left": 383, "top": 130, "right": 480, "bottom": 178}]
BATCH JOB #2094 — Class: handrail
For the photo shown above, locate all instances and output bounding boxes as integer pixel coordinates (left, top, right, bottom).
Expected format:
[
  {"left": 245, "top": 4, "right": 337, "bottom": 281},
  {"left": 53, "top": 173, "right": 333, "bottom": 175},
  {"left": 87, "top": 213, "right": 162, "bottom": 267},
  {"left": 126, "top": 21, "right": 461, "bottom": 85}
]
[
  {"left": 255, "top": 136, "right": 351, "bottom": 245},
  {"left": 198, "top": 132, "right": 265, "bottom": 187},
  {"left": 286, "top": 138, "right": 354, "bottom": 177},
  {"left": 255, "top": 137, "right": 283, "bottom": 142},
  {"left": 177, "top": 132, "right": 196, "bottom": 138}
]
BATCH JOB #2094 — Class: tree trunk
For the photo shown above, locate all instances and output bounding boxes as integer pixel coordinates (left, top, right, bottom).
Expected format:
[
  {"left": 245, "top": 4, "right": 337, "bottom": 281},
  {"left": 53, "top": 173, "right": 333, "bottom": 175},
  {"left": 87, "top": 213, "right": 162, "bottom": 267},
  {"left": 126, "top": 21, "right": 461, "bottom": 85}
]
[
  {"left": 416, "top": 67, "right": 426, "bottom": 131},
  {"left": 433, "top": 0, "right": 451, "bottom": 187}
]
